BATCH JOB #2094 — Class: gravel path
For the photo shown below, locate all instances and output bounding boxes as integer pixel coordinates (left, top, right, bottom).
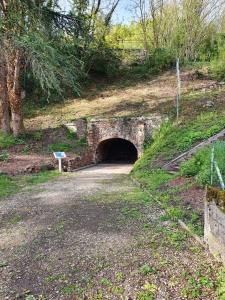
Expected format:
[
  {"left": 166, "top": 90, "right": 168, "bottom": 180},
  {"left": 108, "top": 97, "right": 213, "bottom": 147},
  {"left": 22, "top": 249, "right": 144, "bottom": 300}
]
[{"left": 0, "top": 164, "right": 220, "bottom": 300}]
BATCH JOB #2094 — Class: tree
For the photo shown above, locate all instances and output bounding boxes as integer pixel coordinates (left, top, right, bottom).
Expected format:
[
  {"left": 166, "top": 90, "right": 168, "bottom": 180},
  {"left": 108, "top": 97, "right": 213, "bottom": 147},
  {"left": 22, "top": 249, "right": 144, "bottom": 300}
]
[
  {"left": 0, "top": 52, "right": 10, "bottom": 133},
  {"left": 149, "top": 0, "right": 164, "bottom": 48},
  {"left": 131, "top": 0, "right": 150, "bottom": 53},
  {"left": 0, "top": 0, "right": 81, "bottom": 136},
  {"left": 71, "top": 0, "right": 121, "bottom": 73}
]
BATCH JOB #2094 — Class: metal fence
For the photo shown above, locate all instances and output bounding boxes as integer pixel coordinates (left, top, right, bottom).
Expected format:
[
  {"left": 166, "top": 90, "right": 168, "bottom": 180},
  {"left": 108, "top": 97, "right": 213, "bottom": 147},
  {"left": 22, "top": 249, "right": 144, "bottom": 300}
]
[{"left": 210, "top": 141, "right": 225, "bottom": 190}]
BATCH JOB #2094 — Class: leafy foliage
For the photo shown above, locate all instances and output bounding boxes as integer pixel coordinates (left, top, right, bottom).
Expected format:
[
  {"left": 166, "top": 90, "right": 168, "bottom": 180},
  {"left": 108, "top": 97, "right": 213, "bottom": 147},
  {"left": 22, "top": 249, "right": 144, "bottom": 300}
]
[
  {"left": 209, "top": 35, "right": 225, "bottom": 80},
  {"left": 17, "top": 34, "right": 82, "bottom": 96}
]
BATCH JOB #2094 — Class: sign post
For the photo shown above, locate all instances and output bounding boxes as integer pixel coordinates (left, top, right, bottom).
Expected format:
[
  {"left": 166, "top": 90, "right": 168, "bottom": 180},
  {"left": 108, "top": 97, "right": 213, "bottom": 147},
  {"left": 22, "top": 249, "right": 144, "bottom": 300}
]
[
  {"left": 176, "top": 57, "right": 181, "bottom": 121},
  {"left": 53, "top": 152, "right": 66, "bottom": 172}
]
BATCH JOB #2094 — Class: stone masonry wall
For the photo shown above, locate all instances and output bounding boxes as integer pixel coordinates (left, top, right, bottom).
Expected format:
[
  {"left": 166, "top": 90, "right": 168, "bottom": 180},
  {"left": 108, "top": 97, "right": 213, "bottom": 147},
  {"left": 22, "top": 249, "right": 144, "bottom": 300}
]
[
  {"left": 65, "top": 115, "right": 162, "bottom": 169},
  {"left": 87, "top": 115, "right": 162, "bottom": 162},
  {"left": 204, "top": 187, "right": 225, "bottom": 266}
]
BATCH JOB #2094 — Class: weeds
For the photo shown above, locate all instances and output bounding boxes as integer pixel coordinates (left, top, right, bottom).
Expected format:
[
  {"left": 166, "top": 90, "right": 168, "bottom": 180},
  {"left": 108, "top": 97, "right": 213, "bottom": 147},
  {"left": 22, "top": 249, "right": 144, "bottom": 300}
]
[
  {"left": 216, "top": 268, "right": 225, "bottom": 300},
  {"left": 0, "top": 150, "right": 9, "bottom": 161},
  {"left": 140, "top": 264, "right": 156, "bottom": 276},
  {"left": 62, "top": 283, "right": 84, "bottom": 296},
  {"left": 121, "top": 207, "right": 141, "bottom": 219},
  {"left": 115, "top": 272, "right": 124, "bottom": 282},
  {"left": 48, "top": 142, "right": 74, "bottom": 152},
  {"left": 99, "top": 278, "right": 111, "bottom": 286},
  {"left": 136, "top": 282, "right": 157, "bottom": 300},
  {"left": 182, "top": 271, "right": 215, "bottom": 299},
  {"left": 0, "top": 132, "right": 25, "bottom": 149}
]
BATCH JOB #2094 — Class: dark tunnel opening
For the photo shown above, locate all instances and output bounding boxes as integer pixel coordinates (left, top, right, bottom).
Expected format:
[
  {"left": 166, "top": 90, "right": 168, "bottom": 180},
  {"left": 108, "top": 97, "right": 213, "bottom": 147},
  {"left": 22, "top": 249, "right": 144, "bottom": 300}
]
[{"left": 96, "top": 138, "right": 138, "bottom": 163}]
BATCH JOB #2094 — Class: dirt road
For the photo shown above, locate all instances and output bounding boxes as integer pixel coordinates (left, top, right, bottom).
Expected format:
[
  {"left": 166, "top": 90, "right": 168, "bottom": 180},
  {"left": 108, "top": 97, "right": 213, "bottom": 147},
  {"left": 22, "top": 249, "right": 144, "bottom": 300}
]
[{"left": 0, "top": 164, "right": 220, "bottom": 299}]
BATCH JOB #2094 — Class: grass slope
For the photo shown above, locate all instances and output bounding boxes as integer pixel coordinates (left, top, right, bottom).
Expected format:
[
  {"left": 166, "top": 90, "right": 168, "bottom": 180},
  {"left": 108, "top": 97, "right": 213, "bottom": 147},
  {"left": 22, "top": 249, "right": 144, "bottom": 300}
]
[{"left": 133, "top": 106, "right": 225, "bottom": 238}]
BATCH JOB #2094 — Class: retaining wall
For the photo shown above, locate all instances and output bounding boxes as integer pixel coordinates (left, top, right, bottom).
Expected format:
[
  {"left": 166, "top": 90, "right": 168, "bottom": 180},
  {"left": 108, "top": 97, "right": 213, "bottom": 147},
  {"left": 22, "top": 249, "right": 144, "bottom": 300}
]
[{"left": 204, "top": 187, "right": 225, "bottom": 265}]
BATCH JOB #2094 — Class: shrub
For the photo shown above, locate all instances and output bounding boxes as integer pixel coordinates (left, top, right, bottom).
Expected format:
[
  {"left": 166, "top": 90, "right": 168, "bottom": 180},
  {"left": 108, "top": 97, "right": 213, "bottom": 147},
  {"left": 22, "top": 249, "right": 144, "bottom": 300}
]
[
  {"left": 0, "top": 151, "right": 9, "bottom": 161},
  {"left": 0, "top": 133, "right": 25, "bottom": 149},
  {"left": 48, "top": 143, "right": 73, "bottom": 152},
  {"left": 89, "top": 43, "right": 121, "bottom": 77},
  {"left": 208, "top": 36, "right": 225, "bottom": 81},
  {"left": 148, "top": 48, "right": 175, "bottom": 74}
]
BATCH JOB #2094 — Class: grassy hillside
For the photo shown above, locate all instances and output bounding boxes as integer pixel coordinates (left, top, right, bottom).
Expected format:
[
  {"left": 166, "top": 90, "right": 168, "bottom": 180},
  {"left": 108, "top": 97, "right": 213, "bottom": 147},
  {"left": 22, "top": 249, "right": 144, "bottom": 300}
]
[
  {"left": 132, "top": 95, "right": 225, "bottom": 236},
  {"left": 1, "top": 68, "right": 225, "bottom": 199},
  {"left": 23, "top": 70, "right": 225, "bottom": 130}
]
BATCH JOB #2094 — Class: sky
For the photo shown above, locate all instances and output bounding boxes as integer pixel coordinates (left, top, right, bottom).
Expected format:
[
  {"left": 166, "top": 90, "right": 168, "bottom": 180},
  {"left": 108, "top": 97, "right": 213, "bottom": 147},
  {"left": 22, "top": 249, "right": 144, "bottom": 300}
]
[{"left": 58, "top": 0, "right": 134, "bottom": 24}]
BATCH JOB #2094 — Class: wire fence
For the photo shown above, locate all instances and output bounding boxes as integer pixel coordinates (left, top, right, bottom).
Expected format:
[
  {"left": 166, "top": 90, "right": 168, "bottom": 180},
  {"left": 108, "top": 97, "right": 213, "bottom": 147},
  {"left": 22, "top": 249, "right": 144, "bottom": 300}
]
[{"left": 210, "top": 141, "right": 225, "bottom": 190}]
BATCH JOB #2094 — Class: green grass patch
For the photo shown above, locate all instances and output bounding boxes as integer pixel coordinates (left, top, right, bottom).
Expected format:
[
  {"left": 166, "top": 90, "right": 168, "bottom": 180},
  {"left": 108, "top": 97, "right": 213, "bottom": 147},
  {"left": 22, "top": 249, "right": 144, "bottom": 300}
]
[
  {"left": 121, "top": 207, "right": 141, "bottom": 219},
  {"left": 48, "top": 142, "right": 74, "bottom": 152},
  {"left": 48, "top": 138, "right": 87, "bottom": 153},
  {"left": 0, "top": 171, "right": 61, "bottom": 199},
  {"left": 133, "top": 169, "right": 174, "bottom": 192},
  {"left": 0, "top": 132, "right": 25, "bottom": 149},
  {"left": 132, "top": 111, "right": 225, "bottom": 238},
  {"left": 8, "top": 214, "right": 23, "bottom": 225},
  {"left": 216, "top": 268, "right": 225, "bottom": 300},
  {"left": 133, "top": 111, "right": 225, "bottom": 173},
  {"left": 86, "top": 188, "right": 149, "bottom": 204},
  {"left": 24, "top": 171, "right": 60, "bottom": 185},
  {"left": 0, "top": 175, "right": 20, "bottom": 198},
  {"left": 99, "top": 278, "right": 112, "bottom": 286},
  {"left": 180, "top": 142, "right": 225, "bottom": 187}
]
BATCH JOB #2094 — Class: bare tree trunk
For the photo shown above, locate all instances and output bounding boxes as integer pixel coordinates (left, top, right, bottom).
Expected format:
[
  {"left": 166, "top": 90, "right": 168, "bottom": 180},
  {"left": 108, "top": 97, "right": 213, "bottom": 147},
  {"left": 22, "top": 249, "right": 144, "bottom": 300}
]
[
  {"left": 150, "top": 0, "right": 164, "bottom": 49},
  {"left": 0, "top": 56, "right": 10, "bottom": 134},
  {"left": 7, "top": 51, "right": 24, "bottom": 137},
  {"left": 138, "top": 0, "right": 149, "bottom": 56}
]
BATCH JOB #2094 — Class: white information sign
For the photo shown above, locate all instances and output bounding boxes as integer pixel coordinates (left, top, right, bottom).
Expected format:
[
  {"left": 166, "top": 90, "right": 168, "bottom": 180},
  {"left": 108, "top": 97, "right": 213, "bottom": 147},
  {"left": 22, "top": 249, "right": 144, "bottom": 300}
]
[{"left": 53, "top": 152, "right": 66, "bottom": 172}]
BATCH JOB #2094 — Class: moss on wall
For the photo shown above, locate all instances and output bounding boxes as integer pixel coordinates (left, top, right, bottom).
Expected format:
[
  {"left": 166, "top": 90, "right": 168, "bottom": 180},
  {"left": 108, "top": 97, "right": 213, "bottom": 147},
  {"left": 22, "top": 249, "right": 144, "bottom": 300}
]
[{"left": 207, "top": 186, "right": 225, "bottom": 213}]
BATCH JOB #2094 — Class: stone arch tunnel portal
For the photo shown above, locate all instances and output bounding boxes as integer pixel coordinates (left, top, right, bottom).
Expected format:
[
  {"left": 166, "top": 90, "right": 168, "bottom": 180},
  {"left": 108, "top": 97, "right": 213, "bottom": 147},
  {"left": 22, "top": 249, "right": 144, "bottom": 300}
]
[{"left": 95, "top": 138, "right": 138, "bottom": 163}]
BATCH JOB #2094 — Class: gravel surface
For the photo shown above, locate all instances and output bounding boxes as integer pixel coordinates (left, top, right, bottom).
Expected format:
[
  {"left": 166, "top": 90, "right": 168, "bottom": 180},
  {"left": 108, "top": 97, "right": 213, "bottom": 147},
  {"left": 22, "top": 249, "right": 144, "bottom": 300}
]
[{"left": 0, "top": 164, "right": 221, "bottom": 300}]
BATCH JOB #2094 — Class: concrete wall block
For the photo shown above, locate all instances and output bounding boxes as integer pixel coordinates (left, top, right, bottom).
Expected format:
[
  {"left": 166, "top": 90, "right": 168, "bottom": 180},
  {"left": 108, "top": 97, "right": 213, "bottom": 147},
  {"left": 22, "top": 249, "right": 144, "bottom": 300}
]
[{"left": 204, "top": 188, "right": 225, "bottom": 266}]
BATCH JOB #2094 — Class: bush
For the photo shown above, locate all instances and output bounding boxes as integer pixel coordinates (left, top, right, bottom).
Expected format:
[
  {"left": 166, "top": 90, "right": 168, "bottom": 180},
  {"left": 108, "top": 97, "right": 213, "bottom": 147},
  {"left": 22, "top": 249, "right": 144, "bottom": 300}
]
[
  {"left": 0, "top": 151, "right": 9, "bottom": 161},
  {"left": 148, "top": 48, "right": 175, "bottom": 74},
  {"left": 209, "top": 57, "right": 225, "bottom": 81},
  {"left": 89, "top": 43, "right": 121, "bottom": 77},
  {"left": 180, "top": 158, "right": 201, "bottom": 177},
  {"left": 48, "top": 143, "right": 73, "bottom": 152},
  {"left": 128, "top": 48, "right": 175, "bottom": 78},
  {"left": 208, "top": 36, "right": 225, "bottom": 81},
  {"left": 0, "top": 133, "right": 25, "bottom": 149}
]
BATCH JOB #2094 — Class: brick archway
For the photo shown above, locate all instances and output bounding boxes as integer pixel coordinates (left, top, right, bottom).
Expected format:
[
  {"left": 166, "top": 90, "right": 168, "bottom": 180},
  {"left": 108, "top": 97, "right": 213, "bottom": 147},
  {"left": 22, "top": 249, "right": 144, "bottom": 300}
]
[{"left": 95, "top": 138, "right": 138, "bottom": 163}]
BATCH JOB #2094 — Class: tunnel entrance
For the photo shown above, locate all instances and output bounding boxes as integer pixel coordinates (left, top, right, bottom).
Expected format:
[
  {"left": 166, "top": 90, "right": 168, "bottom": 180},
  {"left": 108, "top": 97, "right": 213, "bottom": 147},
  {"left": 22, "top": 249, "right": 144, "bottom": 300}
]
[{"left": 96, "top": 138, "right": 138, "bottom": 163}]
